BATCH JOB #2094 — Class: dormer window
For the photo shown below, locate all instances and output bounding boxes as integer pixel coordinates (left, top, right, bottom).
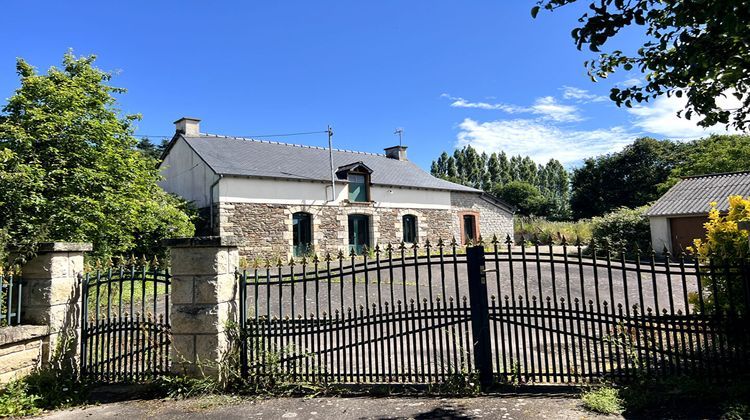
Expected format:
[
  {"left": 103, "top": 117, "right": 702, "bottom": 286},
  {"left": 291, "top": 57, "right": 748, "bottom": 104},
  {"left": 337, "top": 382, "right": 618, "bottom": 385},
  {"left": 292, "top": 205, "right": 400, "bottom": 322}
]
[
  {"left": 336, "top": 161, "right": 373, "bottom": 203},
  {"left": 348, "top": 173, "right": 368, "bottom": 202}
]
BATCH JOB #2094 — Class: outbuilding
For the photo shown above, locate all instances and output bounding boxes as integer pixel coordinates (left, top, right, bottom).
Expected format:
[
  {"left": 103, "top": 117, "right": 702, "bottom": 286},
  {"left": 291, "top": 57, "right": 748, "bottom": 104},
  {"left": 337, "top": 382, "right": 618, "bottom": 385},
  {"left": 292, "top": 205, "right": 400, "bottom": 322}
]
[{"left": 646, "top": 171, "right": 750, "bottom": 253}]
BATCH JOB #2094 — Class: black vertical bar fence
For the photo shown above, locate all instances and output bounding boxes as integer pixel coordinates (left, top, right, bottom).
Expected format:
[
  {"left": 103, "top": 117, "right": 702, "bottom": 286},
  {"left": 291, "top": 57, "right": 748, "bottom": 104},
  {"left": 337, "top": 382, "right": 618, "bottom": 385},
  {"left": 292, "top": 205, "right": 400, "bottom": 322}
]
[
  {"left": 239, "top": 237, "right": 750, "bottom": 387},
  {"left": 80, "top": 257, "right": 171, "bottom": 382},
  {"left": 240, "top": 239, "right": 476, "bottom": 384},
  {"left": 1, "top": 269, "right": 23, "bottom": 326}
]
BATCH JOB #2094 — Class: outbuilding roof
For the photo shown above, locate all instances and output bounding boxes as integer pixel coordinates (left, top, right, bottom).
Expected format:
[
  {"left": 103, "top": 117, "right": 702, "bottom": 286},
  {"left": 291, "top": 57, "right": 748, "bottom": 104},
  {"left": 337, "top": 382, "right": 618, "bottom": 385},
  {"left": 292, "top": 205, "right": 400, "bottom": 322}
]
[
  {"left": 174, "top": 134, "right": 482, "bottom": 193},
  {"left": 646, "top": 171, "right": 750, "bottom": 217}
]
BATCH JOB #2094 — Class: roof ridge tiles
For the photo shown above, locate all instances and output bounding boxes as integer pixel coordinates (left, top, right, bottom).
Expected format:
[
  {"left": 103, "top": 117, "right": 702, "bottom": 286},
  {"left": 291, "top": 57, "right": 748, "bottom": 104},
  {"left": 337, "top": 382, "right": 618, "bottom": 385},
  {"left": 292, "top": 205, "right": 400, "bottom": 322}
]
[
  {"left": 198, "top": 133, "right": 386, "bottom": 157},
  {"left": 681, "top": 170, "right": 750, "bottom": 180}
]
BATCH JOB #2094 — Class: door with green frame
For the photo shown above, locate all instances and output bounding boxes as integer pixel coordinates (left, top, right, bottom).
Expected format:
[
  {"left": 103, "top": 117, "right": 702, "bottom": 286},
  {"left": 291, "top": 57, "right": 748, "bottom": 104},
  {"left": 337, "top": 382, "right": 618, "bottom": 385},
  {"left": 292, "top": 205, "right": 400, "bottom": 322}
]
[
  {"left": 293, "top": 212, "right": 313, "bottom": 257},
  {"left": 348, "top": 214, "right": 370, "bottom": 255}
]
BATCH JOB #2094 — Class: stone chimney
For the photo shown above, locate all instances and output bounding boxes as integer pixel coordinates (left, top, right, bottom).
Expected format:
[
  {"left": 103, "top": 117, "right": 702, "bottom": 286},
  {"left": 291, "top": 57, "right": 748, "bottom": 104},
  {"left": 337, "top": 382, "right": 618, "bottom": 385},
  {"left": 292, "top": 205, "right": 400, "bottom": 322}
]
[
  {"left": 384, "top": 145, "right": 408, "bottom": 161},
  {"left": 174, "top": 117, "right": 201, "bottom": 136}
]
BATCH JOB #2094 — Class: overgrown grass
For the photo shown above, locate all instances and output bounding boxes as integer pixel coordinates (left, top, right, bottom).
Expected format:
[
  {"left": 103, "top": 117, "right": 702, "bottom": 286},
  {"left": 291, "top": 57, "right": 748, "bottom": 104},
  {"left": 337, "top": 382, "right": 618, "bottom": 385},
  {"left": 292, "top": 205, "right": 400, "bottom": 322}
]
[
  {"left": 515, "top": 216, "right": 593, "bottom": 244},
  {"left": 581, "top": 386, "right": 624, "bottom": 415},
  {"left": 85, "top": 279, "right": 167, "bottom": 317}
]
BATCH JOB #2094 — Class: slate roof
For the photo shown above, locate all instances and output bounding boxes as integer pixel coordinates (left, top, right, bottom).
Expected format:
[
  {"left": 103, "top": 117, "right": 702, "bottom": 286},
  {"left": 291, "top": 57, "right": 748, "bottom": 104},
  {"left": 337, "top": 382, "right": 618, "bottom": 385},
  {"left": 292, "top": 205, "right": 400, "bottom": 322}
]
[
  {"left": 646, "top": 171, "right": 750, "bottom": 217},
  {"left": 176, "top": 134, "right": 481, "bottom": 193}
]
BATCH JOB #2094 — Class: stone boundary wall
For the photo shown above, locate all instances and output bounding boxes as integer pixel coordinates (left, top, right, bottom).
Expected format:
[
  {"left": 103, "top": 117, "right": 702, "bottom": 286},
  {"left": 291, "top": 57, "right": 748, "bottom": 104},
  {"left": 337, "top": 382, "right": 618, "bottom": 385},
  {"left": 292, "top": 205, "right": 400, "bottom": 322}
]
[
  {"left": 218, "top": 193, "right": 514, "bottom": 259},
  {"left": 0, "top": 325, "right": 48, "bottom": 383}
]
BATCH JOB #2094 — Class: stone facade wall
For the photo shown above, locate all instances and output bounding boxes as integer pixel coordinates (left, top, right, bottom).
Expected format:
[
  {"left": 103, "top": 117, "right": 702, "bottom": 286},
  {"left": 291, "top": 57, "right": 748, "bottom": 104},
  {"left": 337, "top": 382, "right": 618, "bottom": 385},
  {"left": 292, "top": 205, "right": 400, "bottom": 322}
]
[
  {"left": 219, "top": 191, "right": 514, "bottom": 259},
  {"left": 450, "top": 192, "right": 515, "bottom": 242},
  {"left": 0, "top": 325, "right": 48, "bottom": 383}
]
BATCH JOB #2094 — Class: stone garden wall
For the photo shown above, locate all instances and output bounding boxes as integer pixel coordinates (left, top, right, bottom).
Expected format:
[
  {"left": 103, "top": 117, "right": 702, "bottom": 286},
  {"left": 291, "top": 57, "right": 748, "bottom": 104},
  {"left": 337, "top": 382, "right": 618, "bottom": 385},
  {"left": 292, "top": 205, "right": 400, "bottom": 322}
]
[{"left": 0, "top": 325, "right": 48, "bottom": 383}]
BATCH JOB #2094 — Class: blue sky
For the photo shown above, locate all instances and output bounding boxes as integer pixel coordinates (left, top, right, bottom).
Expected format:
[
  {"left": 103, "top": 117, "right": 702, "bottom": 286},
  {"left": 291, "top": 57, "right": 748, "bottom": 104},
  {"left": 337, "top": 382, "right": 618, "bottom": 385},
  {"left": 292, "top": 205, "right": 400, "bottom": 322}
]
[{"left": 0, "top": 1, "right": 736, "bottom": 170}]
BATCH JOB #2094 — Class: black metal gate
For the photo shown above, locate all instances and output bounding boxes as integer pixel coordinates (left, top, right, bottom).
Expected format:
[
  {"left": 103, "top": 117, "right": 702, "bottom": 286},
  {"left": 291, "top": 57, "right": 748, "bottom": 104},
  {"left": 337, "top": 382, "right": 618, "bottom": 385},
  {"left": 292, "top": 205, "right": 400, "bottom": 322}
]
[
  {"left": 239, "top": 237, "right": 750, "bottom": 387},
  {"left": 483, "top": 238, "right": 750, "bottom": 385},
  {"left": 80, "top": 259, "right": 171, "bottom": 382}
]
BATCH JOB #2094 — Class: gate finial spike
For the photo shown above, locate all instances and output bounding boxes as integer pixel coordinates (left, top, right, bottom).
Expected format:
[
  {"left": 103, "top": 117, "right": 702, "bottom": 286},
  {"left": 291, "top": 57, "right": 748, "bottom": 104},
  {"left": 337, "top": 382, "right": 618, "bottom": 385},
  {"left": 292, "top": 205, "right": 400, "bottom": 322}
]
[
  {"left": 477, "top": 235, "right": 485, "bottom": 246},
  {"left": 450, "top": 237, "right": 458, "bottom": 247},
  {"left": 312, "top": 254, "right": 320, "bottom": 264},
  {"left": 398, "top": 241, "right": 406, "bottom": 251},
  {"left": 424, "top": 239, "right": 431, "bottom": 250},
  {"left": 337, "top": 250, "right": 345, "bottom": 260},
  {"left": 288, "top": 257, "right": 295, "bottom": 267},
  {"left": 324, "top": 252, "right": 332, "bottom": 262},
  {"left": 662, "top": 244, "right": 671, "bottom": 259},
  {"left": 505, "top": 234, "right": 513, "bottom": 245},
  {"left": 349, "top": 247, "right": 357, "bottom": 258},
  {"left": 437, "top": 238, "right": 445, "bottom": 248},
  {"left": 276, "top": 257, "right": 284, "bottom": 268},
  {"left": 560, "top": 235, "right": 568, "bottom": 246}
]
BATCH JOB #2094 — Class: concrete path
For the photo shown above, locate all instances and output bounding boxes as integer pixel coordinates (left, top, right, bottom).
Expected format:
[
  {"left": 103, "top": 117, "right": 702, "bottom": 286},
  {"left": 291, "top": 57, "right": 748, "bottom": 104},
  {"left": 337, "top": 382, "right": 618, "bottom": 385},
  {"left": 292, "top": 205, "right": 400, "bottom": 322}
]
[{"left": 35, "top": 394, "right": 619, "bottom": 420}]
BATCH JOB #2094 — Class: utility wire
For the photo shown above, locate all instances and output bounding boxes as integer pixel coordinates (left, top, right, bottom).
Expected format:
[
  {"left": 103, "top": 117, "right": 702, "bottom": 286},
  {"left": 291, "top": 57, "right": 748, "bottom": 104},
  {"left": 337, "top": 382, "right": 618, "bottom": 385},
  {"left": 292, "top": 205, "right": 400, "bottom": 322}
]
[{"left": 134, "top": 130, "right": 329, "bottom": 139}]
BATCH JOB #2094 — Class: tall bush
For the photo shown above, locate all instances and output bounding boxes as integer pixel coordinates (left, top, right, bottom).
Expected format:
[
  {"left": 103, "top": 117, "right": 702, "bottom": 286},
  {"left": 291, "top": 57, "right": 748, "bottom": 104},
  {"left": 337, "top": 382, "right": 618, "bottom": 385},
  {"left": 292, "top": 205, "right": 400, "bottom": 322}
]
[{"left": 589, "top": 206, "right": 651, "bottom": 256}]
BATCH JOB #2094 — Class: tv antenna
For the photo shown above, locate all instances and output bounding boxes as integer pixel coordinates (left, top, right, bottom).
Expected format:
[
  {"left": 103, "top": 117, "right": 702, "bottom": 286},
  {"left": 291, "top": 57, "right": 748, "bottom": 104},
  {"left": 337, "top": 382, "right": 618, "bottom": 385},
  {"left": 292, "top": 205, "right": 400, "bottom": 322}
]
[{"left": 394, "top": 128, "right": 404, "bottom": 146}]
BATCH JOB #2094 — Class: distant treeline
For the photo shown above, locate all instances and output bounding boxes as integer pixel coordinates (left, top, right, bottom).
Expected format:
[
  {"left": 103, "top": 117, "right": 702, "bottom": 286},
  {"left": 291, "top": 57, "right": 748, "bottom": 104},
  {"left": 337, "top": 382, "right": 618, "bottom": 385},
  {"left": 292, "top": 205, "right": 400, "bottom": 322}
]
[{"left": 431, "top": 134, "right": 750, "bottom": 220}]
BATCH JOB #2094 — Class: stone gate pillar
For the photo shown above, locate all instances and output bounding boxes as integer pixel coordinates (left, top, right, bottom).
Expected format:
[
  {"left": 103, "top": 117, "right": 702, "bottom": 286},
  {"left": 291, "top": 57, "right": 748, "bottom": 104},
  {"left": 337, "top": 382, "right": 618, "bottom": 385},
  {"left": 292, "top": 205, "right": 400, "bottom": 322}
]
[
  {"left": 21, "top": 242, "right": 92, "bottom": 364},
  {"left": 165, "top": 237, "right": 241, "bottom": 378}
]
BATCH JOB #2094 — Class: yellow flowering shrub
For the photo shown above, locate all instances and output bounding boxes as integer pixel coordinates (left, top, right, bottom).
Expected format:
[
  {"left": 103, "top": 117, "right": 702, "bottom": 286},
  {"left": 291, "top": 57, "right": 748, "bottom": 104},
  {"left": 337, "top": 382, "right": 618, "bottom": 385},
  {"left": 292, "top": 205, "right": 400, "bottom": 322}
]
[
  {"left": 688, "top": 195, "right": 750, "bottom": 314},
  {"left": 689, "top": 196, "right": 750, "bottom": 263}
]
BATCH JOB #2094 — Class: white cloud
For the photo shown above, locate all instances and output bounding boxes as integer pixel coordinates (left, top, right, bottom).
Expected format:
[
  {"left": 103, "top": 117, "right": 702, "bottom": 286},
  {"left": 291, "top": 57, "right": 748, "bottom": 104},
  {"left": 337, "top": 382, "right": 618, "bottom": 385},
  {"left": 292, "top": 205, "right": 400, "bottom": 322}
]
[
  {"left": 620, "top": 78, "right": 643, "bottom": 87},
  {"left": 530, "top": 96, "right": 582, "bottom": 122},
  {"left": 440, "top": 93, "right": 528, "bottom": 113},
  {"left": 455, "top": 118, "right": 634, "bottom": 165},
  {"left": 442, "top": 93, "right": 582, "bottom": 122},
  {"left": 561, "top": 86, "right": 607, "bottom": 103},
  {"left": 627, "top": 93, "right": 740, "bottom": 140}
]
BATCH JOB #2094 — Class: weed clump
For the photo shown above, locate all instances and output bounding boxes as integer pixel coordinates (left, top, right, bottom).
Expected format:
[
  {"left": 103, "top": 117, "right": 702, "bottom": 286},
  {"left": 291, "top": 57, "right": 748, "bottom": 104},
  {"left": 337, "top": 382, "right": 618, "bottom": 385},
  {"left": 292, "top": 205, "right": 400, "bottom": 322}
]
[{"left": 581, "top": 386, "right": 624, "bottom": 415}]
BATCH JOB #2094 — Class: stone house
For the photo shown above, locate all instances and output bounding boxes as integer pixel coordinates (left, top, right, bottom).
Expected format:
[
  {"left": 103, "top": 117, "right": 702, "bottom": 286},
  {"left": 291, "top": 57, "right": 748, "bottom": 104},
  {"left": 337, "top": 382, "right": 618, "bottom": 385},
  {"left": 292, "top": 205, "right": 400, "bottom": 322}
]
[
  {"left": 159, "top": 117, "right": 515, "bottom": 258},
  {"left": 647, "top": 171, "right": 750, "bottom": 253}
]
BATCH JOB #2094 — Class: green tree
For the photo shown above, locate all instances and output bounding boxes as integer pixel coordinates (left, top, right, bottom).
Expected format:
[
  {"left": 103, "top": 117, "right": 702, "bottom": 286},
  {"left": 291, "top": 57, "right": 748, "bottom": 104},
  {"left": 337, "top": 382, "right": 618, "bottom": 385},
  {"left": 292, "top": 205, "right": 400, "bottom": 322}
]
[
  {"left": 661, "top": 134, "right": 750, "bottom": 191},
  {"left": 534, "top": 0, "right": 750, "bottom": 131},
  {"left": 0, "top": 52, "right": 195, "bottom": 261},
  {"left": 136, "top": 137, "right": 169, "bottom": 161},
  {"left": 570, "top": 137, "right": 684, "bottom": 219},
  {"left": 493, "top": 181, "right": 548, "bottom": 217}
]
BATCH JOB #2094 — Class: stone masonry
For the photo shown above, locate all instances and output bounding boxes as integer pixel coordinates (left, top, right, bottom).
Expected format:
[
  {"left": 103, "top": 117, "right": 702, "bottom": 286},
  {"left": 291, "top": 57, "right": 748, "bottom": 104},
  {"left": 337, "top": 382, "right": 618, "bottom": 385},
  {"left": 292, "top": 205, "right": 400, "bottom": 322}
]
[
  {"left": 217, "top": 192, "right": 514, "bottom": 260},
  {"left": 166, "top": 237, "right": 241, "bottom": 377}
]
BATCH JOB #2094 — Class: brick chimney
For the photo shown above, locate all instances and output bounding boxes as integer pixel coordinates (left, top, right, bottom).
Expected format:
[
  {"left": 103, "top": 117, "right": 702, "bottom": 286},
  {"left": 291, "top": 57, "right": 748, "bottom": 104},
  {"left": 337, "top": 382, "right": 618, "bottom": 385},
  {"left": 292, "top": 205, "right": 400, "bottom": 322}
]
[
  {"left": 174, "top": 117, "right": 201, "bottom": 136},
  {"left": 384, "top": 145, "right": 408, "bottom": 161}
]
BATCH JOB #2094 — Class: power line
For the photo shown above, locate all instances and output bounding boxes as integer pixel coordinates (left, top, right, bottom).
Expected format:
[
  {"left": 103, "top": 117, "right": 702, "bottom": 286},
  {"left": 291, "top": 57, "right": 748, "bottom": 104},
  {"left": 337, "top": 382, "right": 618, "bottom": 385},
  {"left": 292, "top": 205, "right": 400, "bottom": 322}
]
[{"left": 134, "top": 130, "right": 329, "bottom": 139}]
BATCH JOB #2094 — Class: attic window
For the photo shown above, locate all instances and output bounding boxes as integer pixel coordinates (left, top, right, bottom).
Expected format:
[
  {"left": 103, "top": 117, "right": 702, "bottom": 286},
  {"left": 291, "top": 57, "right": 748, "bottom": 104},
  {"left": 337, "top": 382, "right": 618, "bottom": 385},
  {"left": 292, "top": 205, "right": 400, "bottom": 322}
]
[{"left": 348, "top": 173, "right": 369, "bottom": 202}]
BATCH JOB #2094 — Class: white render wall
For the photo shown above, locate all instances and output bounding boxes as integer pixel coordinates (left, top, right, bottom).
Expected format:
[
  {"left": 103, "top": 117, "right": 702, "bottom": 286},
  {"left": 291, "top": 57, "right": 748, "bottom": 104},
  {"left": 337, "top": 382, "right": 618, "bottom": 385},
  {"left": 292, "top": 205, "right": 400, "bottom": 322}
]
[
  {"left": 159, "top": 138, "right": 219, "bottom": 208},
  {"left": 219, "top": 176, "right": 453, "bottom": 209},
  {"left": 649, "top": 216, "right": 672, "bottom": 253}
]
